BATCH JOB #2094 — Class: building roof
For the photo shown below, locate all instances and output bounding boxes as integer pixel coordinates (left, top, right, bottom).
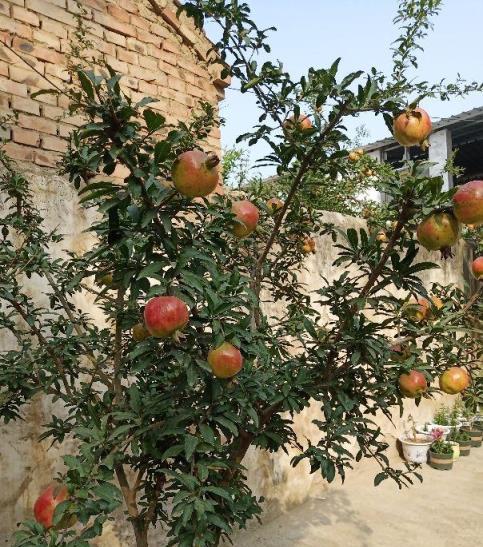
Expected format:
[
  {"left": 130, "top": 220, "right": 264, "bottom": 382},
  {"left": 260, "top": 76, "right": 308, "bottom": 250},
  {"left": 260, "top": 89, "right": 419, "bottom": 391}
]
[{"left": 363, "top": 106, "right": 483, "bottom": 152}]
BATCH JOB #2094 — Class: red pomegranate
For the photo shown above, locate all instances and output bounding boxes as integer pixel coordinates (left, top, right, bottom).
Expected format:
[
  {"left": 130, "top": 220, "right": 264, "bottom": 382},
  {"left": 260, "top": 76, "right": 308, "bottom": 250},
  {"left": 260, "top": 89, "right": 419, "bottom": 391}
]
[
  {"left": 144, "top": 296, "right": 189, "bottom": 338},
  {"left": 207, "top": 342, "right": 243, "bottom": 379},
  {"left": 34, "top": 483, "right": 73, "bottom": 529},
  {"left": 398, "top": 370, "right": 428, "bottom": 398},
  {"left": 452, "top": 180, "right": 483, "bottom": 225},
  {"left": 416, "top": 212, "right": 460, "bottom": 256},
  {"left": 283, "top": 112, "right": 313, "bottom": 134},
  {"left": 439, "top": 367, "right": 470, "bottom": 394},
  {"left": 472, "top": 256, "right": 483, "bottom": 280},
  {"left": 231, "top": 200, "right": 260, "bottom": 238},
  {"left": 402, "top": 298, "right": 429, "bottom": 322},
  {"left": 171, "top": 150, "right": 220, "bottom": 198},
  {"left": 393, "top": 107, "right": 432, "bottom": 148},
  {"left": 267, "top": 197, "right": 284, "bottom": 213}
]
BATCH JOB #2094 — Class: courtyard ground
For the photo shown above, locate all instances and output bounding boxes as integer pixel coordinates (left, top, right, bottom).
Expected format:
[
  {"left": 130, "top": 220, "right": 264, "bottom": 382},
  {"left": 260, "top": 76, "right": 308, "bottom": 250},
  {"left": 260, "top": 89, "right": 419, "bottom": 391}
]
[{"left": 232, "top": 449, "right": 483, "bottom": 547}]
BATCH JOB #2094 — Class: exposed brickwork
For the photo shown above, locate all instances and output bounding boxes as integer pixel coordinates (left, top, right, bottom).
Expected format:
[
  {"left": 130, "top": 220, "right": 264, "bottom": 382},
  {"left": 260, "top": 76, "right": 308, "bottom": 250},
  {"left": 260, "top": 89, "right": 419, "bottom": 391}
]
[{"left": 0, "top": 0, "right": 229, "bottom": 169}]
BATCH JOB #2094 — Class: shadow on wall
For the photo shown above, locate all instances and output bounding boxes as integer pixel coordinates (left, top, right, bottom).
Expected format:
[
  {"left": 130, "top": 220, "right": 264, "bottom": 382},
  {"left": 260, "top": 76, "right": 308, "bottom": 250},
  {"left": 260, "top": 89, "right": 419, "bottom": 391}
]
[{"left": 229, "top": 490, "right": 373, "bottom": 547}]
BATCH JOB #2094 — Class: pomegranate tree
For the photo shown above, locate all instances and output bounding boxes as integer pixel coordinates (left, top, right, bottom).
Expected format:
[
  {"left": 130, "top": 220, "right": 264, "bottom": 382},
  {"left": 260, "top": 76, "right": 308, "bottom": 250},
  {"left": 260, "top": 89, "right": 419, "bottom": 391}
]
[{"left": 1, "top": 1, "right": 482, "bottom": 547}]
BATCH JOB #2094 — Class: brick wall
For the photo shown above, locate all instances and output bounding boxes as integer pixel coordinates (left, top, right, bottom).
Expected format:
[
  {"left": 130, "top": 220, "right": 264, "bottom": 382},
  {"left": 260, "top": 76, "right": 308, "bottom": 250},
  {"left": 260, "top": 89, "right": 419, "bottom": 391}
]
[{"left": 0, "top": 0, "right": 228, "bottom": 168}]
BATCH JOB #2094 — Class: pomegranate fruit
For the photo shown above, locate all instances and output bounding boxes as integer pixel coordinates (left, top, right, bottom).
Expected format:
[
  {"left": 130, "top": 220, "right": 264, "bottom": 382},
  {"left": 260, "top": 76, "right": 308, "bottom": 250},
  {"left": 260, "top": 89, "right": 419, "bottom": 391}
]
[
  {"left": 267, "top": 197, "right": 284, "bottom": 213},
  {"left": 283, "top": 112, "right": 313, "bottom": 133},
  {"left": 207, "top": 342, "right": 243, "bottom": 379},
  {"left": 171, "top": 150, "right": 220, "bottom": 198},
  {"left": 96, "top": 272, "right": 113, "bottom": 286},
  {"left": 402, "top": 298, "right": 429, "bottom": 322},
  {"left": 393, "top": 107, "right": 432, "bottom": 148},
  {"left": 439, "top": 367, "right": 470, "bottom": 394},
  {"left": 34, "top": 483, "right": 73, "bottom": 529},
  {"left": 144, "top": 296, "right": 189, "bottom": 338},
  {"left": 452, "top": 180, "right": 483, "bottom": 225},
  {"left": 416, "top": 211, "right": 460, "bottom": 257},
  {"left": 348, "top": 149, "right": 363, "bottom": 162},
  {"left": 301, "top": 236, "right": 316, "bottom": 254},
  {"left": 472, "top": 256, "right": 483, "bottom": 279},
  {"left": 231, "top": 200, "right": 260, "bottom": 238},
  {"left": 398, "top": 370, "right": 428, "bottom": 398},
  {"left": 132, "top": 322, "right": 150, "bottom": 341}
]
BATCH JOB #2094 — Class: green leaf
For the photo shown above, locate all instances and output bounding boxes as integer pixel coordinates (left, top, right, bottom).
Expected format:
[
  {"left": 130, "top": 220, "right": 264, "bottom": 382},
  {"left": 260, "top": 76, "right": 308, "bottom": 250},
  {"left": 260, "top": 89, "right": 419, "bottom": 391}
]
[
  {"left": 143, "top": 109, "right": 165, "bottom": 132},
  {"left": 184, "top": 434, "right": 199, "bottom": 460}
]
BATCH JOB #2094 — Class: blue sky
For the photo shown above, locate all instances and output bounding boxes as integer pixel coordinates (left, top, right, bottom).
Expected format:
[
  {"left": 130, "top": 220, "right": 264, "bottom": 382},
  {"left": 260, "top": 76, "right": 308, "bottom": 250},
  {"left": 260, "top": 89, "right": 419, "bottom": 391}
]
[{"left": 204, "top": 0, "right": 483, "bottom": 177}]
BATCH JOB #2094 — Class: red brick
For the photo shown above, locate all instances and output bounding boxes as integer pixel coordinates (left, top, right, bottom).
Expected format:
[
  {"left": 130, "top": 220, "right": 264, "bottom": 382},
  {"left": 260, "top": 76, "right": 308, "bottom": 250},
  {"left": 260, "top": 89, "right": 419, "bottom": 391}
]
[
  {"left": 66, "top": 0, "right": 82, "bottom": 14},
  {"left": 41, "top": 133, "right": 67, "bottom": 152},
  {"left": 12, "top": 6, "right": 40, "bottom": 26},
  {"left": 127, "top": 63, "right": 156, "bottom": 82},
  {"left": 167, "top": 76, "right": 186, "bottom": 94},
  {"left": 33, "top": 29, "right": 61, "bottom": 49},
  {"left": 0, "top": 45, "right": 16, "bottom": 64},
  {"left": 0, "top": 59, "right": 8, "bottom": 77},
  {"left": 104, "top": 29, "right": 126, "bottom": 46},
  {"left": 103, "top": 55, "right": 127, "bottom": 74},
  {"left": 4, "top": 142, "right": 36, "bottom": 162},
  {"left": 107, "top": 4, "right": 130, "bottom": 23},
  {"left": 0, "top": 2, "right": 10, "bottom": 16},
  {"left": 58, "top": 122, "right": 73, "bottom": 138},
  {"left": 96, "top": 39, "right": 115, "bottom": 57},
  {"left": 28, "top": 86, "right": 58, "bottom": 105},
  {"left": 39, "top": 17, "right": 68, "bottom": 39},
  {"left": 25, "top": 0, "right": 76, "bottom": 26},
  {"left": 118, "top": 0, "right": 138, "bottom": 14},
  {"left": 35, "top": 149, "right": 61, "bottom": 167},
  {"left": 126, "top": 37, "right": 146, "bottom": 55},
  {"left": 162, "top": 50, "right": 177, "bottom": 66},
  {"left": 12, "top": 126, "right": 41, "bottom": 146},
  {"left": 9, "top": 0, "right": 27, "bottom": 6},
  {"left": 10, "top": 64, "right": 43, "bottom": 86},
  {"left": 138, "top": 79, "right": 157, "bottom": 96},
  {"left": 149, "top": 22, "right": 169, "bottom": 39},
  {"left": 45, "top": 63, "right": 70, "bottom": 82},
  {"left": 116, "top": 47, "right": 138, "bottom": 64},
  {"left": 83, "top": 0, "right": 106, "bottom": 11},
  {"left": 0, "top": 75, "right": 28, "bottom": 96},
  {"left": 42, "top": 103, "right": 64, "bottom": 119},
  {"left": 122, "top": 75, "right": 138, "bottom": 90},
  {"left": 0, "top": 14, "right": 32, "bottom": 39},
  {"left": 130, "top": 14, "right": 149, "bottom": 31},
  {"left": 163, "top": 39, "right": 178, "bottom": 54},
  {"left": 12, "top": 37, "right": 64, "bottom": 64},
  {"left": 18, "top": 113, "right": 57, "bottom": 134},
  {"left": 136, "top": 28, "right": 161, "bottom": 46},
  {"left": 93, "top": 11, "right": 135, "bottom": 37},
  {"left": 138, "top": 55, "right": 157, "bottom": 71}
]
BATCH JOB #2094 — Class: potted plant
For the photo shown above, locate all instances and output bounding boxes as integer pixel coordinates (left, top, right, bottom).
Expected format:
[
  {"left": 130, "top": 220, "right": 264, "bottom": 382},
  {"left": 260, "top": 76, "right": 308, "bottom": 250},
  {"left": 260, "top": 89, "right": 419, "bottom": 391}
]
[
  {"left": 461, "top": 425, "right": 483, "bottom": 447},
  {"left": 429, "top": 430, "right": 454, "bottom": 470},
  {"left": 447, "top": 429, "right": 472, "bottom": 457},
  {"left": 400, "top": 417, "right": 433, "bottom": 464}
]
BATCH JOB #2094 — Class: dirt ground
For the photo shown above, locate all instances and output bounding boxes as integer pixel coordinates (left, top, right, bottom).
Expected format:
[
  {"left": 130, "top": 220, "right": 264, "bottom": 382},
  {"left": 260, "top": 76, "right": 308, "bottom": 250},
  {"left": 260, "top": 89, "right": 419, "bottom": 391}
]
[{"left": 232, "top": 448, "right": 483, "bottom": 547}]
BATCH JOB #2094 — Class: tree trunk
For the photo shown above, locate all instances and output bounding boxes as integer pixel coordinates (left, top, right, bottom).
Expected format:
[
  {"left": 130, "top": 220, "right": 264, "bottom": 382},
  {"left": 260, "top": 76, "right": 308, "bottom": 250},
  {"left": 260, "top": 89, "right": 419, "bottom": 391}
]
[{"left": 132, "top": 520, "right": 149, "bottom": 547}]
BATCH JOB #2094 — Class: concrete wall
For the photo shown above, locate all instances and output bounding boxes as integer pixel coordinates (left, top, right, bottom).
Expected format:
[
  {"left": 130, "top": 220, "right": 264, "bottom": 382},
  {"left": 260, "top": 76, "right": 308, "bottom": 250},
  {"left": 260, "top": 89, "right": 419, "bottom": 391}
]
[{"left": 244, "top": 210, "right": 468, "bottom": 517}]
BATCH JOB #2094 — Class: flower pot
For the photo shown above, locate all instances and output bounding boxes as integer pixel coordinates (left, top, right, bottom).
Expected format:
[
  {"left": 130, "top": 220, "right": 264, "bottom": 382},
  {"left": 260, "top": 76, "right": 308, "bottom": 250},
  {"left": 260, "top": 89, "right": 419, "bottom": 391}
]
[
  {"left": 429, "top": 450, "right": 454, "bottom": 470},
  {"left": 400, "top": 435, "right": 432, "bottom": 464},
  {"left": 462, "top": 427, "right": 483, "bottom": 448},
  {"left": 448, "top": 441, "right": 460, "bottom": 461},
  {"left": 458, "top": 439, "right": 472, "bottom": 457},
  {"left": 473, "top": 419, "right": 483, "bottom": 432}
]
